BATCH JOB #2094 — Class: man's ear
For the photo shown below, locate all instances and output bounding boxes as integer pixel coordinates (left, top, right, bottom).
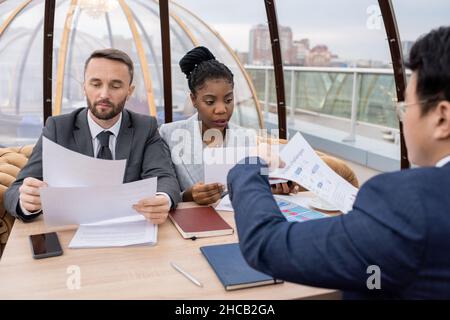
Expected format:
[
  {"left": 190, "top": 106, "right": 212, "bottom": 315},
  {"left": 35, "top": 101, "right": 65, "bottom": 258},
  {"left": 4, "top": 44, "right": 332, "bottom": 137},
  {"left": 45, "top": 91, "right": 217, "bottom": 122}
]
[
  {"left": 128, "top": 84, "right": 135, "bottom": 99},
  {"left": 433, "top": 100, "right": 450, "bottom": 140}
]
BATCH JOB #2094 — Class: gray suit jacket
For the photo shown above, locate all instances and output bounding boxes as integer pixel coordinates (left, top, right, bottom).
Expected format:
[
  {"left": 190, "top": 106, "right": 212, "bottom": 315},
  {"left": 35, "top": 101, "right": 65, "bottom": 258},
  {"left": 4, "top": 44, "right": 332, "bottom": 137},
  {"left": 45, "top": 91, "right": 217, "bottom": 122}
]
[
  {"left": 4, "top": 107, "right": 181, "bottom": 221},
  {"left": 159, "top": 113, "right": 257, "bottom": 193}
]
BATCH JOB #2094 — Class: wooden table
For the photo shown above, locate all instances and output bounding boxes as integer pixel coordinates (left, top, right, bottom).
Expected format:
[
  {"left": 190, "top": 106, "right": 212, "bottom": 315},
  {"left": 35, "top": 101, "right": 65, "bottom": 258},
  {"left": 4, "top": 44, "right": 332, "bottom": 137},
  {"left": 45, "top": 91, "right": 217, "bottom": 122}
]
[{"left": 0, "top": 196, "right": 340, "bottom": 299}]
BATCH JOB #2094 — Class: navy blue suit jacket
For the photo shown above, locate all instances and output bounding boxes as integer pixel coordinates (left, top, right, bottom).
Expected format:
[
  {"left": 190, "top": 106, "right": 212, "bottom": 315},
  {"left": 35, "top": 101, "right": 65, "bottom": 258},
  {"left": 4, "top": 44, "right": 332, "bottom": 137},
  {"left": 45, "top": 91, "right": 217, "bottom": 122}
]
[{"left": 228, "top": 158, "right": 450, "bottom": 299}]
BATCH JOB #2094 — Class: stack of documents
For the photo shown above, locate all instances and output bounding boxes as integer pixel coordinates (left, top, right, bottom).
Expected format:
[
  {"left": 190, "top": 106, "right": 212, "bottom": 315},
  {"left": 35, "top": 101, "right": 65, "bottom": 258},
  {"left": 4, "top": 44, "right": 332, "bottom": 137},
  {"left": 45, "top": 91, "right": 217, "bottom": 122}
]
[
  {"left": 40, "top": 138, "right": 158, "bottom": 247},
  {"left": 69, "top": 216, "right": 157, "bottom": 248}
]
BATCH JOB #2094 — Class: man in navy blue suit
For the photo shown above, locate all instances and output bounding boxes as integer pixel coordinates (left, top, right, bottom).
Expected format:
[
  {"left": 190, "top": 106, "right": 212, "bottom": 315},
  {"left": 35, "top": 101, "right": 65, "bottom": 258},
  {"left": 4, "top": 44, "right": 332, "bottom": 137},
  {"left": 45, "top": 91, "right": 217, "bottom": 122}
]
[{"left": 228, "top": 26, "right": 450, "bottom": 299}]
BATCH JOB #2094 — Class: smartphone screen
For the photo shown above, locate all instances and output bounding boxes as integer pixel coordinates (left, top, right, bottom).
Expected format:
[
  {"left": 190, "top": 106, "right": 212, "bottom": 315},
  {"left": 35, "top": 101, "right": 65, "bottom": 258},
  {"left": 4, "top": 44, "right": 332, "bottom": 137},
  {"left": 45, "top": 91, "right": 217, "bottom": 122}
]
[{"left": 29, "top": 232, "right": 63, "bottom": 259}]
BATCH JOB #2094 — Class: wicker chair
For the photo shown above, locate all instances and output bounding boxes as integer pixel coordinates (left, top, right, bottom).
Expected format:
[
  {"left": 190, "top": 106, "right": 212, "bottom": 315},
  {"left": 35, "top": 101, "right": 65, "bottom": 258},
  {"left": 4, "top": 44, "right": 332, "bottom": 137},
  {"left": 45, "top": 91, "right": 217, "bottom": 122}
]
[{"left": 0, "top": 145, "right": 34, "bottom": 257}]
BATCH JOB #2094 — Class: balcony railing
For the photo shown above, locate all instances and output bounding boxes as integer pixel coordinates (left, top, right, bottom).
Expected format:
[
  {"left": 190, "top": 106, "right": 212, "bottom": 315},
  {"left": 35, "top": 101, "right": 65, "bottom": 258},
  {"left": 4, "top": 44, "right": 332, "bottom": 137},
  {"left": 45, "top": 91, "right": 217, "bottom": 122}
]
[{"left": 245, "top": 65, "right": 408, "bottom": 143}]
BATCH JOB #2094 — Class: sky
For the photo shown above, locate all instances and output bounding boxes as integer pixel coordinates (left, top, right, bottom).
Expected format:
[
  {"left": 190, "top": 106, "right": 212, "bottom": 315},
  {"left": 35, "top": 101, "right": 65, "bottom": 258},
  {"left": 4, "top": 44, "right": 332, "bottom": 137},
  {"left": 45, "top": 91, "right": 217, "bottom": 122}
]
[
  {"left": 175, "top": 0, "right": 450, "bottom": 63},
  {"left": 1, "top": 0, "right": 449, "bottom": 64}
]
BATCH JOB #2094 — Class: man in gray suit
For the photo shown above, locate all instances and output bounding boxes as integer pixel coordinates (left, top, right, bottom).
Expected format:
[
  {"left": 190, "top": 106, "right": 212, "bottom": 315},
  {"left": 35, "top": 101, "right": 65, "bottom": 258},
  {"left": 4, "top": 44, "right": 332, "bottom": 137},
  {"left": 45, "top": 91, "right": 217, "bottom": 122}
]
[{"left": 4, "top": 48, "right": 180, "bottom": 224}]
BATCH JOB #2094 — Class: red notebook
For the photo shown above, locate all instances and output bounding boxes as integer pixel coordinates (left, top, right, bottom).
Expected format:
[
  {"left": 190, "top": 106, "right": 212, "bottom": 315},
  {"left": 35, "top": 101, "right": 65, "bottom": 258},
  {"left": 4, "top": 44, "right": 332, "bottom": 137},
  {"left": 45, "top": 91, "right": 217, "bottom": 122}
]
[{"left": 169, "top": 206, "right": 234, "bottom": 239}]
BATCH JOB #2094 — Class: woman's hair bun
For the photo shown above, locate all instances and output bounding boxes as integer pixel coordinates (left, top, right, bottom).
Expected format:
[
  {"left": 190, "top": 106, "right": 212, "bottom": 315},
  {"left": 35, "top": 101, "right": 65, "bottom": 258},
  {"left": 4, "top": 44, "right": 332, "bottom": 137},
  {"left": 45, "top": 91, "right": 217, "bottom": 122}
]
[{"left": 179, "top": 46, "right": 216, "bottom": 78}]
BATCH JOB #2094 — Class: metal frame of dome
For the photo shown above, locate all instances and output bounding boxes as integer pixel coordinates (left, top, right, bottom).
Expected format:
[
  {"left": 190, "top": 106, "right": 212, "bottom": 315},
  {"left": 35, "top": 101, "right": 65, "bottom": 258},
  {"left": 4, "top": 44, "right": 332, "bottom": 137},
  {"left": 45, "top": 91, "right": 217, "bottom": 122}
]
[
  {"left": 0, "top": 0, "right": 410, "bottom": 168},
  {"left": 0, "top": 0, "right": 265, "bottom": 128}
]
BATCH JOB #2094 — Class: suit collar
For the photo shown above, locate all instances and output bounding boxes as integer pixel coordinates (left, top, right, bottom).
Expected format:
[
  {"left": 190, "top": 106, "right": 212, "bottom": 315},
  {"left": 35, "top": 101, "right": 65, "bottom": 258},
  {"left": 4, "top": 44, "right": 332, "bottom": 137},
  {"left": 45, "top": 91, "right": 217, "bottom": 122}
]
[
  {"left": 115, "top": 109, "right": 134, "bottom": 161},
  {"left": 73, "top": 107, "right": 134, "bottom": 160},
  {"left": 86, "top": 110, "right": 122, "bottom": 139},
  {"left": 74, "top": 108, "right": 94, "bottom": 157}
]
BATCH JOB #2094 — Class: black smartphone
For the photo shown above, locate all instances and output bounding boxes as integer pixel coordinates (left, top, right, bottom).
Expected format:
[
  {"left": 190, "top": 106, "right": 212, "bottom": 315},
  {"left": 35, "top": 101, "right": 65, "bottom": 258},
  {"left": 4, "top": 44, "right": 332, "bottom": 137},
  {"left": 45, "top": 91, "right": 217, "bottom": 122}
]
[{"left": 29, "top": 232, "right": 63, "bottom": 259}]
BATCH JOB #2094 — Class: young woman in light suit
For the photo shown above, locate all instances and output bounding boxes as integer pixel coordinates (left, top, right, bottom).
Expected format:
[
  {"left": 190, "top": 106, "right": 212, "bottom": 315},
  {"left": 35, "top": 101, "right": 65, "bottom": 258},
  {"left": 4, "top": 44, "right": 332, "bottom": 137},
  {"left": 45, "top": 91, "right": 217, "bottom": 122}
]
[
  {"left": 160, "top": 46, "right": 358, "bottom": 205},
  {"left": 160, "top": 46, "right": 259, "bottom": 205}
]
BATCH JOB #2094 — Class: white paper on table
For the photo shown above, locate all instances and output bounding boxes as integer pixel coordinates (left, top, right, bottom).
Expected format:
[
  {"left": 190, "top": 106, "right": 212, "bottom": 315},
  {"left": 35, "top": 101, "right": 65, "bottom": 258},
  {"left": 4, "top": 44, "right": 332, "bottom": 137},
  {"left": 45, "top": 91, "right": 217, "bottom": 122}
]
[
  {"left": 270, "top": 133, "right": 358, "bottom": 213},
  {"left": 215, "top": 194, "right": 234, "bottom": 212},
  {"left": 43, "top": 137, "right": 126, "bottom": 187},
  {"left": 41, "top": 177, "right": 157, "bottom": 226},
  {"left": 69, "top": 215, "right": 157, "bottom": 248}
]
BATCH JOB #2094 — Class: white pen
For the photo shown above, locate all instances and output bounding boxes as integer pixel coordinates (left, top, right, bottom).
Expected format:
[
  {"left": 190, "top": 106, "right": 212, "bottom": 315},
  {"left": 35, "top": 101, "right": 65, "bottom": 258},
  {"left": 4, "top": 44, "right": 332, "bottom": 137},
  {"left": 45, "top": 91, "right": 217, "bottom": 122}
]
[{"left": 170, "top": 262, "right": 203, "bottom": 287}]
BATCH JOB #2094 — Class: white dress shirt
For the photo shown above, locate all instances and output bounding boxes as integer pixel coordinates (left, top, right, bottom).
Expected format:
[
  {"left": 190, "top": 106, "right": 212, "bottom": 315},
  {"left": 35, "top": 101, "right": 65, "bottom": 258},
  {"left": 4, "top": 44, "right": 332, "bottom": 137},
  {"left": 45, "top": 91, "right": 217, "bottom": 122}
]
[
  {"left": 87, "top": 110, "right": 122, "bottom": 159},
  {"left": 22, "top": 110, "right": 171, "bottom": 215},
  {"left": 436, "top": 155, "right": 450, "bottom": 167}
]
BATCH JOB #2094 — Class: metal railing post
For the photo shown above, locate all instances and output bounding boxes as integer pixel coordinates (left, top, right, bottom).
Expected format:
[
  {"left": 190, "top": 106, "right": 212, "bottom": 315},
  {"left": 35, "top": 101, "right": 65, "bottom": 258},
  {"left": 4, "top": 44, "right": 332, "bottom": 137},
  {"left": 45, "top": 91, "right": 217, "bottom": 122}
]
[
  {"left": 343, "top": 71, "right": 359, "bottom": 142},
  {"left": 289, "top": 69, "right": 296, "bottom": 130},
  {"left": 264, "top": 68, "right": 270, "bottom": 120}
]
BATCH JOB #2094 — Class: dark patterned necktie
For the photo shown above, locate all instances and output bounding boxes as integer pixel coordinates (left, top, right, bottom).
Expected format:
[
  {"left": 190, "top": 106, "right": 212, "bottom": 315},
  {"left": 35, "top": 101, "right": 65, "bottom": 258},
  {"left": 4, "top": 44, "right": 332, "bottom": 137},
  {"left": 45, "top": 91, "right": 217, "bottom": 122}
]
[{"left": 96, "top": 131, "right": 113, "bottom": 160}]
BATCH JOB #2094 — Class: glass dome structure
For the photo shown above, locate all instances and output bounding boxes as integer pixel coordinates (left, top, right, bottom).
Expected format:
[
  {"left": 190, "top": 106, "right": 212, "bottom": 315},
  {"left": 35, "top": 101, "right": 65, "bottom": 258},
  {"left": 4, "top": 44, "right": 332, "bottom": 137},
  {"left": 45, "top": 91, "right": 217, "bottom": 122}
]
[
  {"left": 0, "top": 0, "right": 264, "bottom": 147},
  {"left": 1, "top": 0, "right": 449, "bottom": 171}
]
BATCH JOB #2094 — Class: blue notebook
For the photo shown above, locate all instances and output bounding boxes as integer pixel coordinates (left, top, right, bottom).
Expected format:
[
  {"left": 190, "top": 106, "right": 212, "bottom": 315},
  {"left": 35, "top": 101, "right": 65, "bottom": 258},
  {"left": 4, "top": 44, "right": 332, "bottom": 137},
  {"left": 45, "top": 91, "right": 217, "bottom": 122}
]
[{"left": 200, "top": 243, "right": 283, "bottom": 291}]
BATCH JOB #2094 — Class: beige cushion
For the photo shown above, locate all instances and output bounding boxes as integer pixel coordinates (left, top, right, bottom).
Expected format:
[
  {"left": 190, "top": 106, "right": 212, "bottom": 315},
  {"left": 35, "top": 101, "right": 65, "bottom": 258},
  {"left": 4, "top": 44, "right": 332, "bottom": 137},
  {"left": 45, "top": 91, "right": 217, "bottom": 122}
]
[{"left": 0, "top": 145, "right": 34, "bottom": 258}]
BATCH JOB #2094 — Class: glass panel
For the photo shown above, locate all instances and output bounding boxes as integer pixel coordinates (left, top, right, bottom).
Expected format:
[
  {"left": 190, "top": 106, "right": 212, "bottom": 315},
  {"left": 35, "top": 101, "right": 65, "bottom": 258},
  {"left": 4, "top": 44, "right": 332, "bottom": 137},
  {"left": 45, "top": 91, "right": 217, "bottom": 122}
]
[
  {"left": 393, "top": 0, "right": 449, "bottom": 58},
  {"left": 274, "top": 0, "right": 398, "bottom": 180},
  {"left": 0, "top": 0, "right": 45, "bottom": 147},
  {"left": 170, "top": 0, "right": 266, "bottom": 130},
  {"left": 54, "top": 0, "right": 155, "bottom": 119}
]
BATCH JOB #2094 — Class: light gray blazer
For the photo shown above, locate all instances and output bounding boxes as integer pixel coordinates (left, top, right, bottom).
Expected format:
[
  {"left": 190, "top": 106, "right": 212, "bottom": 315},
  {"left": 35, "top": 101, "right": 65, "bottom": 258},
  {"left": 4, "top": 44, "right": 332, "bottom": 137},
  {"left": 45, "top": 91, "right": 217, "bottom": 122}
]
[
  {"left": 4, "top": 107, "right": 181, "bottom": 221},
  {"left": 159, "top": 114, "right": 257, "bottom": 193}
]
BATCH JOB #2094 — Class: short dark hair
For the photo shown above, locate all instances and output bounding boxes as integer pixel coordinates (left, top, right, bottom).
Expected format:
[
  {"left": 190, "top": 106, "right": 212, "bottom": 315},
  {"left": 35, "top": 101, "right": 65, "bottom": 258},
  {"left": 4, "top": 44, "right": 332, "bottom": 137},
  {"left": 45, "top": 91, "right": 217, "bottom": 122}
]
[
  {"left": 84, "top": 48, "right": 134, "bottom": 84},
  {"left": 405, "top": 26, "right": 450, "bottom": 115},
  {"left": 179, "top": 46, "right": 234, "bottom": 95}
]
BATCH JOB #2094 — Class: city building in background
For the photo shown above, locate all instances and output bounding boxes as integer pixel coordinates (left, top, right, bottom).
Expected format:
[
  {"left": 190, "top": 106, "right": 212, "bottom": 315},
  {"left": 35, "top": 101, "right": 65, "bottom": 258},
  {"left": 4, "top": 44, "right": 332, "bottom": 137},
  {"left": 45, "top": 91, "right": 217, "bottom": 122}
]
[{"left": 248, "top": 24, "right": 295, "bottom": 65}]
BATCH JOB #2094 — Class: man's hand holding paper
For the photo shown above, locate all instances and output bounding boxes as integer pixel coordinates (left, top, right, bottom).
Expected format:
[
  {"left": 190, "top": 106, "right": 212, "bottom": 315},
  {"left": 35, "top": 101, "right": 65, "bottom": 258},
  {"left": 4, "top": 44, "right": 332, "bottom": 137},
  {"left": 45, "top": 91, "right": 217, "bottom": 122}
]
[
  {"left": 19, "top": 177, "right": 48, "bottom": 213},
  {"left": 133, "top": 194, "right": 171, "bottom": 225}
]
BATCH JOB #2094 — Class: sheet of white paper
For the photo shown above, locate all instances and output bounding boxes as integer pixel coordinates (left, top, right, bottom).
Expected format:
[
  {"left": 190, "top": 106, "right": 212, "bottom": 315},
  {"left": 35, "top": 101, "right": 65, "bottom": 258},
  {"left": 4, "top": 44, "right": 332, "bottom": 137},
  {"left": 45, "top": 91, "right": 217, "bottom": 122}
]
[
  {"left": 41, "top": 177, "right": 157, "bottom": 226},
  {"left": 270, "top": 133, "right": 358, "bottom": 213},
  {"left": 83, "top": 215, "right": 147, "bottom": 226},
  {"left": 69, "top": 216, "right": 157, "bottom": 248},
  {"left": 215, "top": 194, "right": 234, "bottom": 212},
  {"left": 203, "top": 147, "right": 255, "bottom": 185},
  {"left": 43, "top": 137, "right": 126, "bottom": 187},
  {"left": 203, "top": 145, "right": 284, "bottom": 186},
  {"left": 269, "top": 178, "right": 288, "bottom": 185}
]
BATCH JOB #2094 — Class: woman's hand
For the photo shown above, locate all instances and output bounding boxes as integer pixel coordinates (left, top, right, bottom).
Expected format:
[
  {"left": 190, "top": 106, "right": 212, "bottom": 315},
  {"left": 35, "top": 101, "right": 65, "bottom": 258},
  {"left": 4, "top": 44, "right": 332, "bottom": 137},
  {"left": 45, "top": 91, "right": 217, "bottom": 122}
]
[
  {"left": 183, "top": 182, "right": 224, "bottom": 205},
  {"left": 271, "top": 181, "right": 301, "bottom": 195}
]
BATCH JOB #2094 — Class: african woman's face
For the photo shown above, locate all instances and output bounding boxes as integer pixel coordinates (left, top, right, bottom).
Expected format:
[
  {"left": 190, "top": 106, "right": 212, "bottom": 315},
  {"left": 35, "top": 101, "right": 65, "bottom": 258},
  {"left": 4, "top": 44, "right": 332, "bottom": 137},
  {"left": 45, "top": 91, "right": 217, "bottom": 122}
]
[{"left": 191, "top": 78, "right": 234, "bottom": 133}]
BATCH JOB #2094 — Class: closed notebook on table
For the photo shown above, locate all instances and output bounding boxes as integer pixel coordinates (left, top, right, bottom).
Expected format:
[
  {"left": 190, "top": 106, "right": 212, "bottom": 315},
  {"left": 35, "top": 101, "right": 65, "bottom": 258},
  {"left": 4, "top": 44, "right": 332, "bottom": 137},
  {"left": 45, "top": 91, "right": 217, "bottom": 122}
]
[
  {"left": 168, "top": 206, "right": 233, "bottom": 239},
  {"left": 200, "top": 243, "right": 283, "bottom": 291}
]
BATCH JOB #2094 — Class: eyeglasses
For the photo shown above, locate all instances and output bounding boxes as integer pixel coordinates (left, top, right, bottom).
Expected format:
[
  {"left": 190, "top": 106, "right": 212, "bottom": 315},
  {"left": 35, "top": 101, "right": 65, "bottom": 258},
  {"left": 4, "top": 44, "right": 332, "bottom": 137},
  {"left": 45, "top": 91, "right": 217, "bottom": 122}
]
[
  {"left": 395, "top": 101, "right": 413, "bottom": 122},
  {"left": 395, "top": 99, "right": 440, "bottom": 122}
]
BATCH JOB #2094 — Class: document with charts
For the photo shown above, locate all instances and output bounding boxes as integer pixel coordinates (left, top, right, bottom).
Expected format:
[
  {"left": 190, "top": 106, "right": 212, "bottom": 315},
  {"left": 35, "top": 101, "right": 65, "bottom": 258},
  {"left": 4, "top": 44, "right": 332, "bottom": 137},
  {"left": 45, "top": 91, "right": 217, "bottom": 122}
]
[{"left": 270, "top": 132, "right": 358, "bottom": 213}]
